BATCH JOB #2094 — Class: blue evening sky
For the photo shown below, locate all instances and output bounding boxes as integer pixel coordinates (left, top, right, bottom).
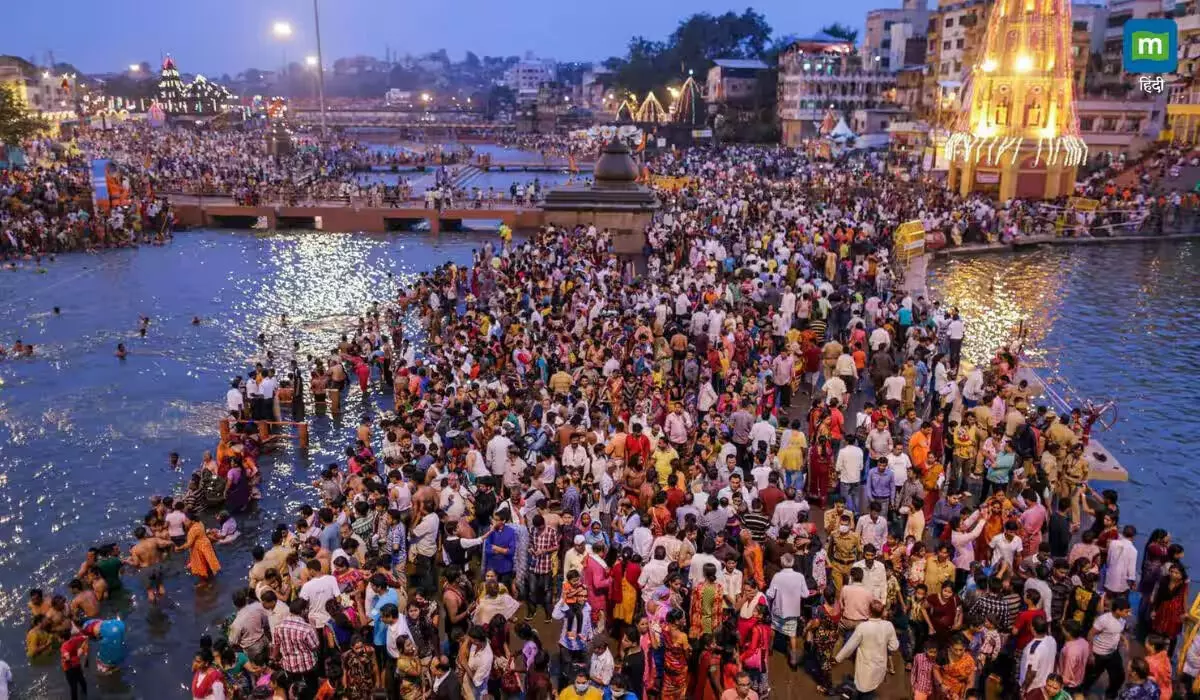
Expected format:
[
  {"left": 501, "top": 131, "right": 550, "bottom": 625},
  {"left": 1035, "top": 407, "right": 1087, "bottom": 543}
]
[{"left": 6, "top": 0, "right": 893, "bottom": 75}]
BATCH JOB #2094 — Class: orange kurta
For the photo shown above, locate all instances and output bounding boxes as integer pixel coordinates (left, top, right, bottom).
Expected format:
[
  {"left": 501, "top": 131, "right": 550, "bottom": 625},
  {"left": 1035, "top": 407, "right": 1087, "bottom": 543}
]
[{"left": 185, "top": 521, "right": 221, "bottom": 579}]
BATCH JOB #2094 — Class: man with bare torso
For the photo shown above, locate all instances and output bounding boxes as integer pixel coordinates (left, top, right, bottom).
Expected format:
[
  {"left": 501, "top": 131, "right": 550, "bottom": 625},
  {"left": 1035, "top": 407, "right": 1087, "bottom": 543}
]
[{"left": 125, "top": 526, "right": 172, "bottom": 602}]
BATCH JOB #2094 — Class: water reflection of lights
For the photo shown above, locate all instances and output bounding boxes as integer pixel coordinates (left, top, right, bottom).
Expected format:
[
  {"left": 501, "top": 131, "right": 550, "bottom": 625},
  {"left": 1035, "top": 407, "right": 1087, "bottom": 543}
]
[{"left": 928, "top": 252, "right": 1068, "bottom": 368}]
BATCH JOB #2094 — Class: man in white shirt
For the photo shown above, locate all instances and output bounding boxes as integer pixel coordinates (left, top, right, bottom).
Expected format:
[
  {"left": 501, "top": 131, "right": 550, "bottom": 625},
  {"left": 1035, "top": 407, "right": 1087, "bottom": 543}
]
[
  {"left": 881, "top": 370, "right": 906, "bottom": 409},
  {"left": 298, "top": 561, "right": 341, "bottom": 627},
  {"left": 855, "top": 503, "right": 889, "bottom": 551},
  {"left": 1103, "top": 525, "right": 1139, "bottom": 595},
  {"left": 639, "top": 547, "right": 671, "bottom": 601},
  {"left": 225, "top": 380, "right": 245, "bottom": 415},
  {"left": 771, "top": 492, "right": 810, "bottom": 530},
  {"left": 988, "top": 522, "right": 1024, "bottom": 579},
  {"left": 1082, "top": 600, "right": 1132, "bottom": 696},
  {"left": 1018, "top": 617, "right": 1058, "bottom": 697},
  {"left": 766, "top": 553, "right": 810, "bottom": 666},
  {"left": 851, "top": 546, "right": 887, "bottom": 602},
  {"left": 589, "top": 642, "right": 615, "bottom": 685},
  {"left": 836, "top": 440, "right": 865, "bottom": 513},
  {"left": 885, "top": 442, "right": 911, "bottom": 493},
  {"left": 749, "top": 416, "right": 776, "bottom": 452}
]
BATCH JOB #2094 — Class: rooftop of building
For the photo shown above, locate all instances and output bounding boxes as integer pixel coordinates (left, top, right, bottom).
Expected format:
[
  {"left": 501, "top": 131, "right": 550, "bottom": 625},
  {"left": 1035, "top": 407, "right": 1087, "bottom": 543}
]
[{"left": 712, "top": 58, "right": 770, "bottom": 70}]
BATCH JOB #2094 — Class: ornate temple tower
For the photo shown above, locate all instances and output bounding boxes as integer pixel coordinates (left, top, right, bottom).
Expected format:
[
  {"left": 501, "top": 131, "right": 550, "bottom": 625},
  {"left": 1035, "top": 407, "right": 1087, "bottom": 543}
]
[{"left": 945, "top": 0, "right": 1087, "bottom": 200}]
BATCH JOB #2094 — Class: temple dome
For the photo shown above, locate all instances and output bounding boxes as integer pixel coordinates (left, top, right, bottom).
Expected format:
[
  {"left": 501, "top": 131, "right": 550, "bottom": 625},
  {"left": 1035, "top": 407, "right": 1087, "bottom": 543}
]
[{"left": 593, "top": 136, "right": 638, "bottom": 185}]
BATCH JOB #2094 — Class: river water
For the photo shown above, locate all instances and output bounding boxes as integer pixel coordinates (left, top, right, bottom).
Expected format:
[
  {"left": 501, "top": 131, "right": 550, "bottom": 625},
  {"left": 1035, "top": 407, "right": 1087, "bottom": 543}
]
[
  {"left": 928, "top": 240, "right": 1200, "bottom": 571},
  {"left": 0, "top": 231, "right": 482, "bottom": 697},
  {"left": 2, "top": 233, "right": 1196, "bottom": 696}
]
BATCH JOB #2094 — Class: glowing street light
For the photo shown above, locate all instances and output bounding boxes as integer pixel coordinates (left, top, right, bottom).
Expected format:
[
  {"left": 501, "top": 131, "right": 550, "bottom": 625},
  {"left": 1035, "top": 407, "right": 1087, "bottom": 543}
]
[
  {"left": 272, "top": 21, "right": 293, "bottom": 38},
  {"left": 421, "top": 93, "right": 431, "bottom": 102},
  {"left": 305, "top": 55, "right": 319, "bottom": 67},
  {"left": 129, "top": 64, "right": 141, "bottom": 73}
]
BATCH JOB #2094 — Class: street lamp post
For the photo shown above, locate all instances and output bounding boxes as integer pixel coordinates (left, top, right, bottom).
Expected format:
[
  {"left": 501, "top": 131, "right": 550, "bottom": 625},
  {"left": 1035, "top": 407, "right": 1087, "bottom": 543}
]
[
  {"left": 272, "top": 21, "right": 293, "bottom": 90},
  {"left": 312, "top": 0, "right": 328, "bottom": 137}
]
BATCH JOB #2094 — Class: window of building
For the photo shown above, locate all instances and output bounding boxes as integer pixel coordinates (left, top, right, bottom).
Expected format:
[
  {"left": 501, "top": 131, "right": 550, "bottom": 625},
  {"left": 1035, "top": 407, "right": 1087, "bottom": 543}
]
[
  {"left": 884, "top": 20, "right": 894, "bottom": 30},
  {"left": 944, "top": 40, "right": 952, "bottom": 50},
  {"left": 956, "top": 38, "right": 964, "bottom": 48},
  {"left": 1073, "top": 20, "right": 1088, "bottom": 31},
  {"left": 945, "top": 17, "right": 953, "bottom": 27},
  {"left": 954, "top": 61, "right": 962, "bottom": 73},
  {"left": 941, "top": 62, "right": 950, "bottom": 75},
  {"left": 881, "top": 39, "right": 891, "bottom": 49},
  {"left": 1080, "top": 117, "right": 1094, "bottom": 131}
]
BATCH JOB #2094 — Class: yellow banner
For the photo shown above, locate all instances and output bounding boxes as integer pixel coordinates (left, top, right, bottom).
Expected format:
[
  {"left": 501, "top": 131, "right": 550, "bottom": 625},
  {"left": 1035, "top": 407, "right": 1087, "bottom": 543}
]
[
  {"left": 895, "top": 220, "right": 925, "bottom": 260},
  {"left": 651, "top": 175, "right": 694, "bottom": 191},
  {"left": 1068, "top": 196, "right": 1100, "bottom": 211}
]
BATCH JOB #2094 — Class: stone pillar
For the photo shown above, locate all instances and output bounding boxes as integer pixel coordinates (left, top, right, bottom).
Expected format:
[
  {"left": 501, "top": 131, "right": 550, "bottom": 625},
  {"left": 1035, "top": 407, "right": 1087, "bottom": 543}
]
[
  {"left": 998, "top": 160, "right": 1019, "bottom": 202},
  {"left": 1043, "top": 163, "right": 1064, "bottom": 199}
]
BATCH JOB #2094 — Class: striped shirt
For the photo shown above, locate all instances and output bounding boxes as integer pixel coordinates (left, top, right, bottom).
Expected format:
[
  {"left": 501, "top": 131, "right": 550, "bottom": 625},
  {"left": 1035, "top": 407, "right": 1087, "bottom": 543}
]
[{"left": 273, "top": 615, "right": 319, "bottom": 673}]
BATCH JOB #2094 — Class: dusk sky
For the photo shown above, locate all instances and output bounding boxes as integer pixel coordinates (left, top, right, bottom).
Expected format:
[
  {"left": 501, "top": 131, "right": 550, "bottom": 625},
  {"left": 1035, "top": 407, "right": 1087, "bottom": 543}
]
[{"left": 7, "top": 0, "right": 895, "bottom": 75}]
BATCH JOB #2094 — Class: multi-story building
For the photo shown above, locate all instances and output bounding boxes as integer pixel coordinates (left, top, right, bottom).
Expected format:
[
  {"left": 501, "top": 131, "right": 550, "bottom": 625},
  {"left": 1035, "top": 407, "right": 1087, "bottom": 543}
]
[
  {"left": 1096, "top": 0, "right": 1166, "bottom": 94},
  {"left": 1076, "top": 98, "right": 1166, "bottom": 155},
  {"left": 862, "top": 0, "right": 932, "bottom": 71},
  {"left": 505, "top": 56, "right": 557, "bottom": 98},
  {"left": 777, "top": 34, "right": 898, "bottom": 145},
  {"left": 923, "top": 0, "right": 994, "bottom": 126},
  {"left": 0, "top": 57, "right": 76, "bottom": 119},
  {"left": 706, "top": 59, "right": 769, "bottom": 106},
  {"left": 1166, "top": 0, "right": 1200, "bottom": 144}
]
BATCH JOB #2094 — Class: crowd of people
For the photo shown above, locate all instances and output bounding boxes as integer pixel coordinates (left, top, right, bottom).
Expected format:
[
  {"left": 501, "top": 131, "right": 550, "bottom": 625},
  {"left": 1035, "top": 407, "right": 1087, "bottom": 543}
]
[{"left": 5, "top": 134, "right": 1199, "bottom": 700}]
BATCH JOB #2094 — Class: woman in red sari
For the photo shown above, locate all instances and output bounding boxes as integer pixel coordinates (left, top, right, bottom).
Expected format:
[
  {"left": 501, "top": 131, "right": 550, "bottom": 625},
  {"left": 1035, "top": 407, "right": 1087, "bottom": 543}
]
[
  {"left": 739, "top": 605, "right": 772, "bottom": 695},
  {"left": 1150, "top": 562, "right": 1190, "bottom": 655},
  {"left": 806, "top": 435, "right": 833, "bottom": 504}
]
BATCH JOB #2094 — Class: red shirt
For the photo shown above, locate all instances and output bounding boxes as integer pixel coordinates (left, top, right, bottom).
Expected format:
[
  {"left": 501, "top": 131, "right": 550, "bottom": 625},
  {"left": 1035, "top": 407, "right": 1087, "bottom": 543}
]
[
  {"left": 802, "top": 346, "right": 821, "bottom": 373},
  {"left": 758, "top": 486, "right": 787, "bottom": 517},
  {"left": 664, "top": 487, "right": 686, "bottom": 516},
  {"left": 61, "top": 634, "right": 87, "bottom": 671},
  {"left": 1012, "top": 609, "right": 1046, "bottom": 652}
]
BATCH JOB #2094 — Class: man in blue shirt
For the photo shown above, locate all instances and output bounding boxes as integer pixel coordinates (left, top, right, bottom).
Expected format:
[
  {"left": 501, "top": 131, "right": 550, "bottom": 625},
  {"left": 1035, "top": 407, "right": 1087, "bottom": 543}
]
[
  {"left": 317, "top": 507, "right": 341, "bottom": 553},
  {"left": 603, "top": 674, "right": 638, "bottom": 700},
  {"left": 369, "top": 574, "right": 400, "bottom": 649},
  {"left": 482, "top": 514, "right": 517, "bottom": 587}
]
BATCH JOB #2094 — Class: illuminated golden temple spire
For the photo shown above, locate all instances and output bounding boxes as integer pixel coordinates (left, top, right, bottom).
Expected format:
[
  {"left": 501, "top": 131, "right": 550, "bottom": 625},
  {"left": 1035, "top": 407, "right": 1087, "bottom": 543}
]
[{"left": 945, "top": 0, "right": 1086, "bottom": 199}]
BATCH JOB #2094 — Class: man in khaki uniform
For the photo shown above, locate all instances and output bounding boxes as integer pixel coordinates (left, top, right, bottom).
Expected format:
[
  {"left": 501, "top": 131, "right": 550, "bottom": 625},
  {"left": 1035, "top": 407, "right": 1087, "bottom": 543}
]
[{"left": 829, "top": 513, "right": 862, "bottom": 594}]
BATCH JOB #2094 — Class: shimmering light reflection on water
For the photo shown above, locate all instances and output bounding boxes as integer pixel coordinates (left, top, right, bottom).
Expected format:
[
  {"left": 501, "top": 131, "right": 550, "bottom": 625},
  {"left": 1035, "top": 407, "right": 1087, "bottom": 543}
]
[
  {"left": 0, "top": 230, "right": 484, "bottom": 697},
  {"left": 928, "top": 241, "right": 1200, "bottom": 568}
]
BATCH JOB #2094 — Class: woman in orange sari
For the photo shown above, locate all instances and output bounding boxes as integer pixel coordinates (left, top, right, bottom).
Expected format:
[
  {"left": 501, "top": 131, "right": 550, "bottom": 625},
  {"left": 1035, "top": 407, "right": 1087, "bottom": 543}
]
[
  {"left": 975, "top": 495, "right": 1011, "bottom": 565},
  {"left": 932, "top": 633, "right": 976, "bottom": 700},
  {"left": 178, "top": 517, "right": 221, "bottom": 580},
  {"left": 661, "top": 609, "right": 691, "bottom": 700}
]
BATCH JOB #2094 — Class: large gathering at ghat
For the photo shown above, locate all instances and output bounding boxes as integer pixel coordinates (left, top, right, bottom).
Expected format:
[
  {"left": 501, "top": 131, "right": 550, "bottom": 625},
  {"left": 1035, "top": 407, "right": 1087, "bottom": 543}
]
[{"left": 2, "top": 1, "right": 1200, "bottom": 699}]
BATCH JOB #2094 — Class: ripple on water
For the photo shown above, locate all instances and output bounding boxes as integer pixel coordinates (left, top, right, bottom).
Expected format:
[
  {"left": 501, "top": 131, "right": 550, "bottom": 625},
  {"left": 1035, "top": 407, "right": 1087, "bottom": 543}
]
[{"left": 0, "top": 229, "right": 488, "bottom": 697}]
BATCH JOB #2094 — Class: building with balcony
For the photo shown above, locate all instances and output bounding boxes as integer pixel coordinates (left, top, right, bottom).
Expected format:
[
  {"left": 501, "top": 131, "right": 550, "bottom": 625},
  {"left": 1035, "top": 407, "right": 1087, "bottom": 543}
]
[
  {"left": 862, "top": 0, "right": 932, "bottom": 71},
  {"left": 777, "top": 34, "right": 898, "bottom": 145},
  {"left": 1076, "top": 97, "right": 1166, "bottom": 155},
  {"left": 1095, "top": 0, "right": 1167, "bottom": 95},
  {"left": 1165, "top": 2, "right": 1200, "bottom": 144}
]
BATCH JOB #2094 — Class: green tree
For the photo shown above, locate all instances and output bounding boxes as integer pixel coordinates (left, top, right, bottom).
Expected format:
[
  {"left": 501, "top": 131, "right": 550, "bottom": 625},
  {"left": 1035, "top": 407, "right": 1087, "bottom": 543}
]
[
  {"left": 0, "top": 84, "right": 47, "bottom": 148},
  {"left": 819, "top": 23, "right": 859, "bottom": 45},
  {"left": 604, "top": 9, "right": 774, "bottom": 102}
]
